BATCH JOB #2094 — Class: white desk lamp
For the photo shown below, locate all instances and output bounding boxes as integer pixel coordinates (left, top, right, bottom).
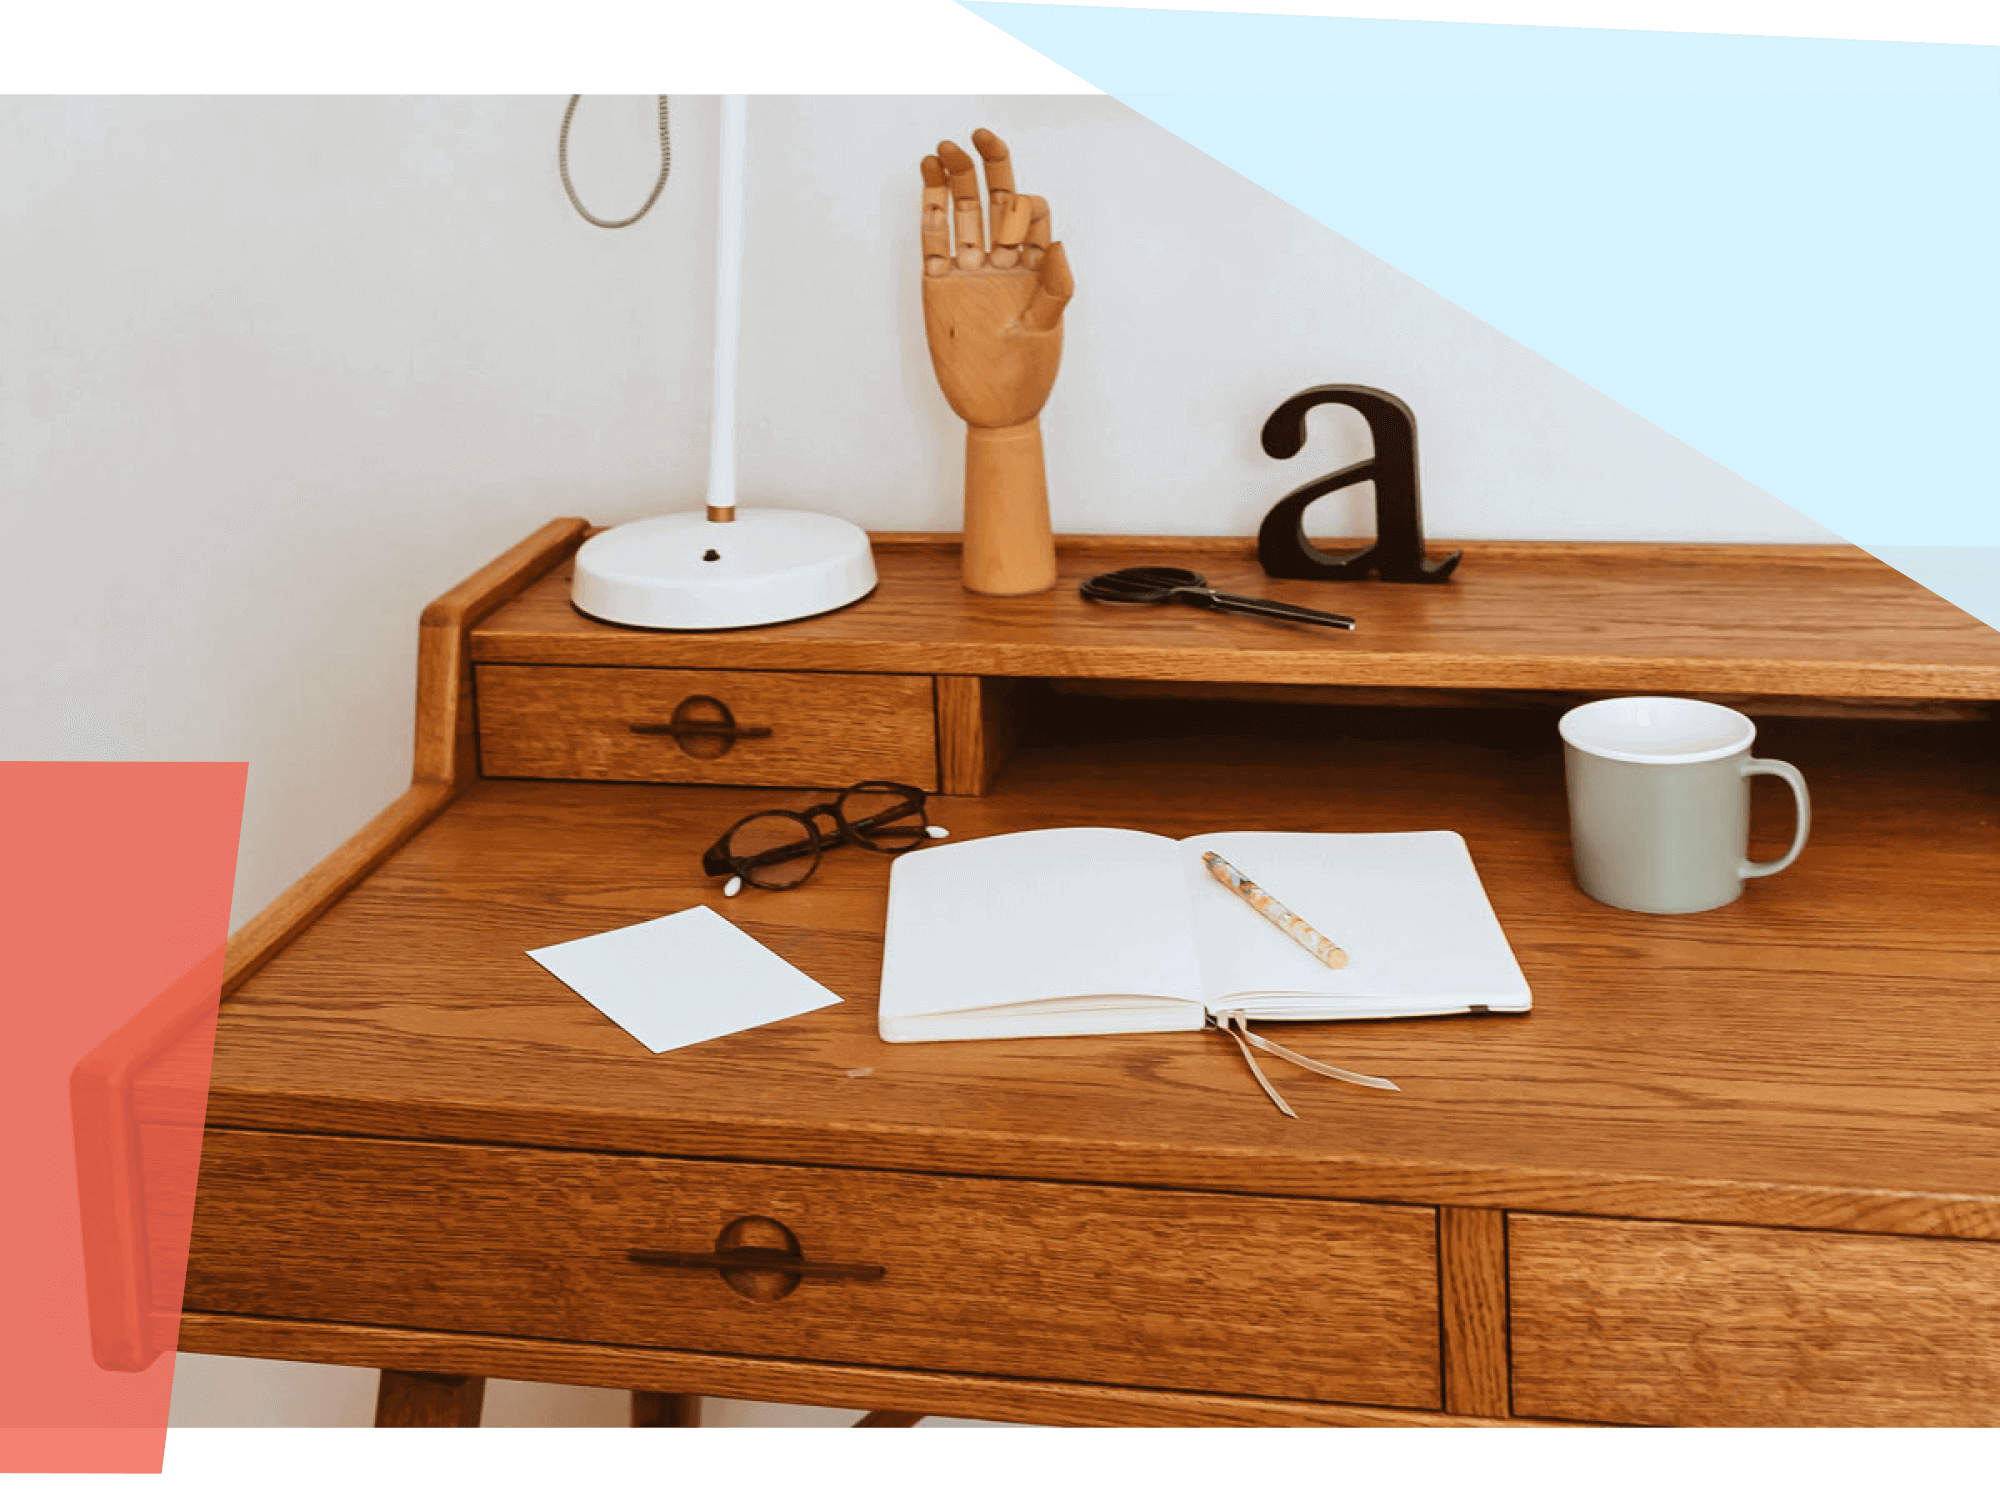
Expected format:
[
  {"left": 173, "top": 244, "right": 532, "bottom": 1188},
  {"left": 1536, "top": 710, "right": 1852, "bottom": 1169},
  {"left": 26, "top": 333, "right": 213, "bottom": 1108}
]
[{"left": 570, "top": 96, "right": 877, "bottom": 630}]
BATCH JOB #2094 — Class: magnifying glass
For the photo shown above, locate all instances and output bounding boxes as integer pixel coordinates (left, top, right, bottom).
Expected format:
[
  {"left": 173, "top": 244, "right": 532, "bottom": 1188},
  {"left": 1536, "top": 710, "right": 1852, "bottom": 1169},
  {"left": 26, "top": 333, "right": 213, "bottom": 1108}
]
[{"left": 1079, "top": 567, "right": 1356, "bottom": 631}]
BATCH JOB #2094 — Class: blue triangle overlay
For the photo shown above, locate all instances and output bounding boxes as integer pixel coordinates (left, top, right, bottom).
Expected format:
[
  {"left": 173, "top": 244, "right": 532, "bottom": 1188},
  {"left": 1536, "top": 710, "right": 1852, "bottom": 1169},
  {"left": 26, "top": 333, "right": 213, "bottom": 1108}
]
[{"left": 965, "top": 5, "right": 2000, "bottom": 626}]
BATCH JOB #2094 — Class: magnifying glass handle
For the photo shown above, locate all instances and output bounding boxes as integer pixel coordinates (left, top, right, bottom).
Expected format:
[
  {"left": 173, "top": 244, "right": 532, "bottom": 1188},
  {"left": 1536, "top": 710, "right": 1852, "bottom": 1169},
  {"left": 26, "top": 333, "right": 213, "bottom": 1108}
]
[{"left": 1200, "top": 591, "right": 1356, "bottom": 630}]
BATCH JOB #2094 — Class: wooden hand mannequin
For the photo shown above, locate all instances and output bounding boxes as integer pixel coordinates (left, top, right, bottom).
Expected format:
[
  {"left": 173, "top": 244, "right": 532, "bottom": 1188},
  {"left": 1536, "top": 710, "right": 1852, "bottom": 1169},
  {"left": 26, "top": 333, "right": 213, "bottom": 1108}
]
[{"left": 920, "top": 130, "right": 1075, "bottom": 595}]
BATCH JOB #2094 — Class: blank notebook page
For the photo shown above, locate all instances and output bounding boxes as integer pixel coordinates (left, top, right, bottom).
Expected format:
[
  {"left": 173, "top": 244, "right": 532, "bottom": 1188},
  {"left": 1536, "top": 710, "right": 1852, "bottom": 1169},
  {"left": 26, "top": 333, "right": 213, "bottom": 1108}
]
[
  {"left": 1181, "top": 830, "right": 1531, "bottom": 1016},
  {"left": 879, "top": 827, "right": 1207, "bottom": 1022}
]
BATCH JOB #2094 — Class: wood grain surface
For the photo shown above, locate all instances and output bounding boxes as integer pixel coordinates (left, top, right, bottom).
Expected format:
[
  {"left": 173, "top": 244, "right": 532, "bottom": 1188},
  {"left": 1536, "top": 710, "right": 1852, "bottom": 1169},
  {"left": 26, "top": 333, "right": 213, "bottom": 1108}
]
[
  {"left": 221, "top": 784, "right": 456, "bottom": 997},
  {"left": 1439, "top": 1207, "right": 1510, "bottom": 1417},
  {"left": 1050, "top": 678, "right": 1994, "bottom": 722},
  {"left": 475, "top": 665, "right": 938, "bottom": 790},
  {"left": 70, "top": 945, "right": 224, "bottom": 1370},
  {"left": 1509, "top": 1214, "right": 2000, "bottom": 1426},
  {"left": 935, "top": 674, "right": 1020, "bottom": 795},
  {"left": 470, "top": 536, "right": 2000, "bottom": 700},
  {"left": 417, "top": 518, "right": 590, "bottom": 787},
  {"left": 179, "top": 1312, "right": 1542, "bottom": 1427},
  {"left": 134, "top": 1006, "right": 230, "bottom": 1359},
  {"left": 206, "top": 698, "right": 2000, "bottom": 1241},
  {"left": 196, "top": 527, "right": 2000, "bottom": 1425},
  {"left": 185, "top": 1129, "right": 1441, "bottom": 1408}
]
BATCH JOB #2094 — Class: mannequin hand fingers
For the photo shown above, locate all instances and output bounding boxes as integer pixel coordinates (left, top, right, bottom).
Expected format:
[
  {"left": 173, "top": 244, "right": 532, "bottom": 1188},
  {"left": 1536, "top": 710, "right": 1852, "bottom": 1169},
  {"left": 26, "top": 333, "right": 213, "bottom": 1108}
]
[
  {"left": 971, "top": 128, "right": 1017, "bottom": 255},
  {"left": 936, "top": 139, "right": 987, "bottom": 269},
  {"left": 971, "top": 128, "right": 1016, "bottom": 195},
  {"left": 1022, "top": 195, "right": 1052, "bottom": 270},
  {"left": 920, "top": 155, "right": 951, "bottom": 276},
  {"left": 989, "top": 193, "right": 1033, "bottom": 268},
  {"left": 1020, "top": 241, "right": 1073, "bottom": 332}
]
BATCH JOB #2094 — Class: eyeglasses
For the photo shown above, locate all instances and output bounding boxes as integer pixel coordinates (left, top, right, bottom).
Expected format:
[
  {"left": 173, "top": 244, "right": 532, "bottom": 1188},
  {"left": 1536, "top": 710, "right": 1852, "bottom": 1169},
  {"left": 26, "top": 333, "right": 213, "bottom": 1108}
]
[{"left": 701, "top": 781, "right": 947, "bottom": 895}]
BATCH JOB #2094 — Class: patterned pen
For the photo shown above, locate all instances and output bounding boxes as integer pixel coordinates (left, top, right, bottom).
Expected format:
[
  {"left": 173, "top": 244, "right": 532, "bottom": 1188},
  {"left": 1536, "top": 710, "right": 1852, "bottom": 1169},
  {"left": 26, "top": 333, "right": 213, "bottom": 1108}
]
[{"left": 1200, "top": 850, "right": 1349, "bottom": 970}]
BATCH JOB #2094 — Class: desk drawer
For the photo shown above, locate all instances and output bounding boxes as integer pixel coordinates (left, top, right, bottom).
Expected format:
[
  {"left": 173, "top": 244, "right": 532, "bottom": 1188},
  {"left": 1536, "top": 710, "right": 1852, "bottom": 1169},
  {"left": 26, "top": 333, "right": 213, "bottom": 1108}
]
[
  {"left": 1510, "top": 1214, "right": 2000, "bottom": 1426},
  {"left": 475, "top": 665, "right": 937, "bottom": 790},
  {"left": 186, "top": 1131, "right": 1440, "bottom": 1408}
]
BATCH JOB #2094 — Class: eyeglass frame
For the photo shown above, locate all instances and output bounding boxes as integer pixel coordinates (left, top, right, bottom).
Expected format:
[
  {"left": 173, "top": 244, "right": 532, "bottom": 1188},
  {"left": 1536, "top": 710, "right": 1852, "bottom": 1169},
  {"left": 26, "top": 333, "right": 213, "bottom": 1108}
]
[{"left": 700, "top": 780, "right": 933, "bottom": 891}]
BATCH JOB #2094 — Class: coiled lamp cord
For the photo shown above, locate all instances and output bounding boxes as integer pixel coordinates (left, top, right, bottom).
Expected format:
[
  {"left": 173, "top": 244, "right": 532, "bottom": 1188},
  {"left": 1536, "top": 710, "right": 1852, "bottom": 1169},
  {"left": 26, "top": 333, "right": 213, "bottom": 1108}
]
[{"left": 558, "top": 95, "right": 672, "bottom": 228}]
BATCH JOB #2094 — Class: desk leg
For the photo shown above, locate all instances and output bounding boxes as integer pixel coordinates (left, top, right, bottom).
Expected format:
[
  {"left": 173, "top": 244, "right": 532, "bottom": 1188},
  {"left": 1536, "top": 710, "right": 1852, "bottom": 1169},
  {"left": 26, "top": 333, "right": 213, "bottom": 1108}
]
[
  {"left": 631, "top": 1391, "right": 702, "bottom": 1427},
  {"left": 375, "top": 1370, "right": 487, "bottom": 1427}
]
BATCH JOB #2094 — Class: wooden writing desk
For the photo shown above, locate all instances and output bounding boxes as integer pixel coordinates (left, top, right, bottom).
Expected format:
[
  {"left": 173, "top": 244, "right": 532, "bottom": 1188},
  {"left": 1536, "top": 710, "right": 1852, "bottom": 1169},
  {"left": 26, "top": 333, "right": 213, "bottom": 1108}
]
[{"left": 179, "top": 523, "right": 2000, "bottom": 1426}]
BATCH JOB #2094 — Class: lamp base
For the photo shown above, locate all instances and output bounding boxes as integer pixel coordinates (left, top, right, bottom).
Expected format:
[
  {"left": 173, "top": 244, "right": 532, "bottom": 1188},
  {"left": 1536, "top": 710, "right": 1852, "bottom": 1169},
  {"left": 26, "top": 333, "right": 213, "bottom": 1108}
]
[{"left": 570, "top": 509, "right": 877, "bottom": 630}]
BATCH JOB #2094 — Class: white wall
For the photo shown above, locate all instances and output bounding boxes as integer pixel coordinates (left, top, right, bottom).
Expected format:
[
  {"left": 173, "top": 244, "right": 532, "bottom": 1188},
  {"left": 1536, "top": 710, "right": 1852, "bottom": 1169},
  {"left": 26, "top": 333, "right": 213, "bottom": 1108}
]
[{"left": 5, "top": 93, "right": 1834, "bottom": 1429}]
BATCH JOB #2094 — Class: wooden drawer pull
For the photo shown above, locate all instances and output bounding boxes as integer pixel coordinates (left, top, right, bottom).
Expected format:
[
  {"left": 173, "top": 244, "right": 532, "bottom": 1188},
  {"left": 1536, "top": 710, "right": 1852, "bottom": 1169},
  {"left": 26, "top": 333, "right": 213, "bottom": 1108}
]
[
  {"left": 630, "top": 1215, "right": 883, "bottom": 1301},
  {"left": 628, "top": 695, "right": 772, "bottom": 759},
  {"left": 629, "top": 1248, "right": 886, "bottom": 1282}
]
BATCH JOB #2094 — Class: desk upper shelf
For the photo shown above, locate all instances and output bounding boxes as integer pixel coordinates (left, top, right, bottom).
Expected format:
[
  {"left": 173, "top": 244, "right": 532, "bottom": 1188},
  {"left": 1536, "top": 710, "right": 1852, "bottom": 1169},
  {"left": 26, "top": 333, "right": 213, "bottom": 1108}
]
[{"left": 471, "top": 535, "right": 2000, "bottom": 702}]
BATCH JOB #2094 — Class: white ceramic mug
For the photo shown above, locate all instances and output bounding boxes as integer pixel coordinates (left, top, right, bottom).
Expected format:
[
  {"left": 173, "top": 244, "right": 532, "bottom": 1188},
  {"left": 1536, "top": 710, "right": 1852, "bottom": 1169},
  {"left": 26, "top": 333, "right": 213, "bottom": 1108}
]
[{"left": 1559, "top": 697, "right": 1810, "bottom": 914}]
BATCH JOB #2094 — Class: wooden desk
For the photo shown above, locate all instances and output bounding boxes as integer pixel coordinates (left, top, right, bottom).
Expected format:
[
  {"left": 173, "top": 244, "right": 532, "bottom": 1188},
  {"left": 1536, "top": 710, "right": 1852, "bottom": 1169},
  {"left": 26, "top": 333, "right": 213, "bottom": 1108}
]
[{"left": 178, "top": 523, "right": 2000, "bottom": 1427}]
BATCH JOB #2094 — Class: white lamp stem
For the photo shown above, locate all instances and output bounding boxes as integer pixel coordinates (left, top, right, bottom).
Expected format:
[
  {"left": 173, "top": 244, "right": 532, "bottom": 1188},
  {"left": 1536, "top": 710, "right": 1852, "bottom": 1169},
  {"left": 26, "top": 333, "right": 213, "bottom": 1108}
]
[{"left": 705, "top": 94, "right": 747, "bottom": 524}]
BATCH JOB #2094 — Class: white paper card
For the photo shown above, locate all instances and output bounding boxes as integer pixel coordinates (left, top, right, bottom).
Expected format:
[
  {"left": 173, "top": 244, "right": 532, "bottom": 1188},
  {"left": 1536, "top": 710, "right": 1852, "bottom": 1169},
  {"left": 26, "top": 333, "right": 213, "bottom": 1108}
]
[{"left": 528, "top": 905, "right": 841, "bottom": 1054}]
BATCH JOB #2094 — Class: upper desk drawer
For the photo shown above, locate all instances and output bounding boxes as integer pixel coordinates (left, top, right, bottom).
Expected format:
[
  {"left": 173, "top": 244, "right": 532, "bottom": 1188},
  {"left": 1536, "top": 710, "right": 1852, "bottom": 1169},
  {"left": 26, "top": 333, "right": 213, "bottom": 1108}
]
[{"left": 475, "top": 665, "right": 937, "bottom": 790}]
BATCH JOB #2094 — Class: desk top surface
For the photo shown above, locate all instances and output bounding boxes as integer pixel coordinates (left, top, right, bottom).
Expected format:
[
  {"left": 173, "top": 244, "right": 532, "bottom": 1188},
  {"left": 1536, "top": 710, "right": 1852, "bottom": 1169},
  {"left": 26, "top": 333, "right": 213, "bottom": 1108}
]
[
  {"left": 210, "top": 698, "right": 2000, "bottom": 1242},
  {"left": 471, "top": 536, "right": 2000, "bottom": 700}
]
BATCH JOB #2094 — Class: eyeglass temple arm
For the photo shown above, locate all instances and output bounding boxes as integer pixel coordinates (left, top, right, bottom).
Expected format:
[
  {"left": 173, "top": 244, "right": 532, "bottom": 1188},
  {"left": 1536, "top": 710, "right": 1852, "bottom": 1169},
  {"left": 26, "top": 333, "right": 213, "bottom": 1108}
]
[{"left": 848, "top": 798, "right": 924, "bottom": 828}]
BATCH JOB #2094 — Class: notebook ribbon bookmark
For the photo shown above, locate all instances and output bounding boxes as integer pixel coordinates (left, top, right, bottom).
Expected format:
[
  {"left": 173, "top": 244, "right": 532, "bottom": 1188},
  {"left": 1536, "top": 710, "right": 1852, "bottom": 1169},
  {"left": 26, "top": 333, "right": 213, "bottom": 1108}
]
[
  {"left": 1240, "top": 1021, "right": 1400, "bottom": 1093},
  {"left": 1218, "top": 1012, "right": 1298, "bottom": 1119},
  {"left": 1211, "top": 1010, "right": 1399, "bottom": 1117}
]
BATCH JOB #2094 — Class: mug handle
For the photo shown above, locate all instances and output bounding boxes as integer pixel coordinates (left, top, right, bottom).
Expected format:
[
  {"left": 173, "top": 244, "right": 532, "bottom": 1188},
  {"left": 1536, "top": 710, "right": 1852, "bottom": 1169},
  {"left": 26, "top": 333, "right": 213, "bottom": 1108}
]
[{"left": 1738, "top": 757, "right": 1811, "bottom": 880}]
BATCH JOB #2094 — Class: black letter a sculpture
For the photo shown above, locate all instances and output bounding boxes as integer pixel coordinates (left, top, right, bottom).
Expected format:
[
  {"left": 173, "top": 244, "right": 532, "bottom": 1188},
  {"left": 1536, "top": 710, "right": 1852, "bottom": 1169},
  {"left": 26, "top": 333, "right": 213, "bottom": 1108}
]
[{"left": 1256, "top": 384, "right": 1461, "bottom": 583}]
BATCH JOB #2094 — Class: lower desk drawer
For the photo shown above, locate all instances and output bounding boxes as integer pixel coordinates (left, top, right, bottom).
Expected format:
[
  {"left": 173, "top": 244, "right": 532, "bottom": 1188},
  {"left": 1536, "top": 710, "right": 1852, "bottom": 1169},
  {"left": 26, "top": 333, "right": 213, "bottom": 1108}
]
[
  {"left": 475, "top": 665, "right": 938, "bottom": 789},
  {"left": 186, "top": 1131, "right": 1441, "bottom": 1408},
  {"left": 1510, "top": 1214, "right": 2000, "bottom": 1426}
]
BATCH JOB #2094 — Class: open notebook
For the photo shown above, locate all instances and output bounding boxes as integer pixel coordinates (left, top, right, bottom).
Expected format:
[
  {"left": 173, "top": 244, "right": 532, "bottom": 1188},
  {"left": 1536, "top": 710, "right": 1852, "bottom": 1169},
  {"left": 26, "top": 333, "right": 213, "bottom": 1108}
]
[{"left": 878, "top": 827, "right": 1530, "bottom": 1043}]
